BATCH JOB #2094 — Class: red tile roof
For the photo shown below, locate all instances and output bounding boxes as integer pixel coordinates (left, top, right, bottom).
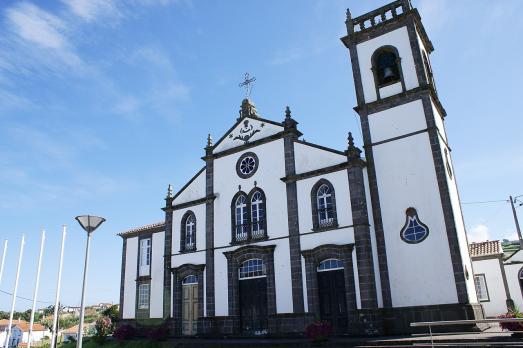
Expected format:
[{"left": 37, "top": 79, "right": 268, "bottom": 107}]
[
  {"left": 469, "top": 240, "right": 503, "bottom": 258},
  {"left": 117, "top": 221, "right": 165, "bottom": 237}
]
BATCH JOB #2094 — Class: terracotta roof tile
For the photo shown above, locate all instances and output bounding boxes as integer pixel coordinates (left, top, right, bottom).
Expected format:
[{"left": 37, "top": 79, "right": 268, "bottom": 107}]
[
  {"left": 469, "top": 240, "right": 502, "bottom": 257},
  {"left": 117, "top": 221, "right": 165, "bottom": 237}
]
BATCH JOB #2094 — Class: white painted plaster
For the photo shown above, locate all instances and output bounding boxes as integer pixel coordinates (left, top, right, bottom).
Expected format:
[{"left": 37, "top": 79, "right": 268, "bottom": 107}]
[
  {"left": 356, "top": 26, "right": 419, "bottom": 103},
  {"left": 352, "top": 248, "right": 361, "bottom": 309},
  {"left": 150, "top": 232, "right": 165, "bottom": 318},
  {"left": 368, "top": 100, "right": 427, "bottom": 144},
  {"left": 294, "top": 142, "right": 345, "bottom": 174},
  {"left": 213, "top": 117, "right": 283, "bottom": 153},
  {"left": 372, "top": 132, "right": 457, "bottom": 307},
  {"left": 379, "top": 82, "right": 402, "bottom": 99},
  {"left": 123, "top": 237, "right": 138, "bottom": 319},
  {"left": 173, "top": 170, "right": 205, "bottom": 205},
  {"left": 301, "top": 256, "right": 308, "bottom": 312},
  {"left": 472, "top": 258, "right": 507, "bottom": 317}
]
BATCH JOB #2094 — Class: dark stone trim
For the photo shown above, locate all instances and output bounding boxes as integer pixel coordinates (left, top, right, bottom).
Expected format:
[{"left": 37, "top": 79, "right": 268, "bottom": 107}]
[
  {"left": 211, "top": 115, "right": 284, "bottom": 153},
  {"left": 280, "top": 160, "right": 366, "bottom": 184},
  {"left": 135, "top": 275, "right": 152, "bottom": 281},
  {"left": 171, "top": 264, "right": 205, "bottom": 335},
  {"left": 179, "top": 210, "right": 196, "bottom": 253},
  {"left": 498, "top": 258, "right": 513, "bottom": 308},
  {"left": 223, "top": 244, "right": 277, "bottom": 334},
  {"left": 473, "top": 273, "right": 490, "bottom": 302},
  {"left": 341, "top": 9, "right": 433, "bottom": 54},
  {"left": 406, "top": 19, "right": 429, "bottom": 87},
  {"left": 235, "top": 152, "right": 259, "bottom": 179},
  {"left": 172, "top": 195, "right": 216, "bottom": 211},
  {"left": 382, "top": 303, "right": 483, "bottom": 335},
  {"left": 163, "top": 196, "right": 174, "bottom": 319},
  {"left": 283, "top": 134, "right": 305, "bottom": 313},
  {"left": 135, "top": 279, "right": 151, "bottom": 319},
  {"left": 364, "top": 128, "right": 430, "bottom": 148},
  {"left": 205, "top": 132, "right": 285, "bottom": 160},
  {"left": 310, "top": 179, "right": 339, "bottom": 231},
  {"left": 354, "top": 85, "right": 446, "bottom": 118},
  {"left": 294, "top": 139, "right": 346, "bottom": 156},
  {"left": 172, "top": 166, "right": 206, "bottom": 201},
  {"left": 119, "top": 238, "right": 127, "bottom": 320},
  {"left": 301, "top": 244, "right": 356, "bottom": 322},
  {"left": 358, "top": 113, "right": 392, "bottom": 309},
  {"left": 420, "top": 94, "right": 468, "bottom": 304},
  {"left": 347, "top": 162, "right": 379, "bottom": 314},
  {"left": 168, "top": 224, "right": 361, "bottom": 257},
  {"left": 204, "top": 154, "right": 215, "bottom": 317}
]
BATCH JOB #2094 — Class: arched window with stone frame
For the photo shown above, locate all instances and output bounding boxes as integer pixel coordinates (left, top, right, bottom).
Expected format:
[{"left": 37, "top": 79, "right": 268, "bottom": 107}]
[
  {"left": 311, "top": 179, "right": 338, "bottom": 230},
  {"left": 180, "top": 211, "right": 196, "bottom": 252},
  {"left": 248, "top": 187, "right": 267, "bottom": 240},
  {"left": 371, "top": 45, "right": 403, "bottom": 88},
  {"left": 231, "top": 191, "right": 249, "bottom": 243}
]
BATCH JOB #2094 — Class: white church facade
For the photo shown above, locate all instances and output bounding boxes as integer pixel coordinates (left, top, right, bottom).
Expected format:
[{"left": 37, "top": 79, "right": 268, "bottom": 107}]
[{"left": 118, "top": 0, "right": 483, "bottom": 336}]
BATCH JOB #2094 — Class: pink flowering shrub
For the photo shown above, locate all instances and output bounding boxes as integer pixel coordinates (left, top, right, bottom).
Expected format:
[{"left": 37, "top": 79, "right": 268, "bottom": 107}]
[
  {"left": 499, "top": 309, "right": 523, "bottom": 332},
  {"left": 305, "top": 321, "right": 332, "bottom": 342},
  {"left": 94, "top": 316, "right": 112, "bottom": 344}
]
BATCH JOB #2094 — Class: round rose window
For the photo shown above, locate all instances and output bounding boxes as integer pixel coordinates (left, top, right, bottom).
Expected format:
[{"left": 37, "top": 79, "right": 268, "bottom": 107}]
[{"left": 236, "top": 152, "right": 258, "bottom": 178}]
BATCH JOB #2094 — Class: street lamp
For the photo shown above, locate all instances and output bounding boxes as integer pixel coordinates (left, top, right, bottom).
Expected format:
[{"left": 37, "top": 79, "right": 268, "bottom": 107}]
[{"left": 75, "top": 215, "right": 105, "bottom": 348}]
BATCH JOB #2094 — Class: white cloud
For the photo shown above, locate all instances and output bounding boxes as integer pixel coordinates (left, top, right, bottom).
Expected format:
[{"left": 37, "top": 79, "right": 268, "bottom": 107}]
[
  {"left": 62, "top": 0, "right": 121, "bottom": 22},
  {"left": 467, "top": 224, "right": 491, "bottom": 243},
  {"left": 6, "top": 3, "right": 67, "bottom": 49}
]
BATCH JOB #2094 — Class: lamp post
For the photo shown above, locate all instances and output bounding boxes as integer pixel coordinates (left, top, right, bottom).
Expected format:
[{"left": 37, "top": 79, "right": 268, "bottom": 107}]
[{"left": 75, "top": 215, "right": 105, "bottom": 348}]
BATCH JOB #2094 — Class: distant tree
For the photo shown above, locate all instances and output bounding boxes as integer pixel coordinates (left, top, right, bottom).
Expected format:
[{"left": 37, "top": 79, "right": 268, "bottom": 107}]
[{"left": 102, "top": 305, "right": 119, "bottom": 325}]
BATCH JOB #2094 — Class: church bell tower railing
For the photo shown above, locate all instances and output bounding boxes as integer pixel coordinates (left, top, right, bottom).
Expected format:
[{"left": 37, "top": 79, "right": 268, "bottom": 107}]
[{"left": 347, "top": 0, "right": 412, "bottom": 34}]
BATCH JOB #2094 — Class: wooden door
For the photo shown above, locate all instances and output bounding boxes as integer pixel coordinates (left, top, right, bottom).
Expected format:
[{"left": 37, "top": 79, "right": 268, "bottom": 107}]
[
  {"left": 318, "top": 269, "right": 348, "bottom": 333},
  {"left": 182, "top": 284, "right": 198, "bottom": 335},
  {"left": 239, "top": 277, "right": 268, "bottom": 335}
]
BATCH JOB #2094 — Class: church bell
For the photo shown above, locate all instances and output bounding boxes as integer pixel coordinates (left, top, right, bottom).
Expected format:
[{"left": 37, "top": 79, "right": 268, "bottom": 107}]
[{"left": 382, "top": 66, "right": 397, "bottom": 83}]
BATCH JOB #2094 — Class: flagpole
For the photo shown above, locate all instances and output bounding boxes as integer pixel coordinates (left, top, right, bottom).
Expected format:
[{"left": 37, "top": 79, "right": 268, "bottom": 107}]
[
  {"left": 50, "top": 226, "right": 66, "bottom": 348},
  {"left": 4, "top": 235, "right": 24, "bottom": 348},
  {"left": 0, "top": 240, "right": 8, "bottom": 286},
  {"left": 28, "top": 230, "right": 45, "bottom": 348}
]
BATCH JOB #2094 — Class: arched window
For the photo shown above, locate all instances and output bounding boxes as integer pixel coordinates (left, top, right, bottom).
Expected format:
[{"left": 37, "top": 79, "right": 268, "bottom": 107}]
[
  {"left": 234, "top": 194, "right": 249, "bottom": 242},
  {"left": 239, "top": 258, "right": 266, "bottom": 279},
  {"left": 317, "top": 258, "right": 344, "bottom": 272},
  {"left": 180, "top": 211, "right": 196, "bottom": 252},
  {"left": 372, "top": 47, "right": 401, "bottom": 87},
  {"left": 311, "top": 180, "right": 338, "bottom": 230},
  {"left": 519, "top": 268, "right": 523, "bottom": 299},
  {"left": 182, "top": 275, "right": 198, "bottom": 285},
  {"left": 423, "top": 51, "right": 436, "bottom": 90},
  {"left": 250, "top": 189, "right": 267, "bottom": 240},
  {"left": 400, "top": 207, "right": 429, "bottom": 243}
]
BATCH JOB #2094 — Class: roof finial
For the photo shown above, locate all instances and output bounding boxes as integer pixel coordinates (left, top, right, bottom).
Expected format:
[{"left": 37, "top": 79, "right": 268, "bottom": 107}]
[
  {"left": 346, "top": 131, "right": 362, "bottom": 161},
  {"left": 285, "top": 106, "right": 291, "bottom": 119},
  {"left": 239, "top": 72, "right": 256, "bottom": 99},
  {"left": 348, "top": 132, "right": 354, "bottom": 148},
  {"left": 166, "top": 184, "right": 173, "bottom": 199},
  {"left": 206, "top": 133, "right": 213, "bottom": 148}
]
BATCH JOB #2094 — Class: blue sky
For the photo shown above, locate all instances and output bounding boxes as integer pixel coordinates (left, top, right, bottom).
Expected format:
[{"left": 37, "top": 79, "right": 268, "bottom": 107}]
[{"left": 0, "top": 0, "right": 522, "bottom": 310}]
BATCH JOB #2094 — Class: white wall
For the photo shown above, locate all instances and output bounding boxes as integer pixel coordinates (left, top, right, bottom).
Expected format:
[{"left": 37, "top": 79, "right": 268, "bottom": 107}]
[
  {"left": 213, "top": 117, "right": 283, "bottom": 153},
  {"left": 173, "top": 170, "right": 205, "bottom": 205},
  {"left": 371, "top": 130, "right": 457, "bottom": 307},
  {"left": 294, "top": 142, "right": 345, "bottom": 174},
  {"left": 123, "top": 237, "right": 138, "bottom": 319},
  {"left": 369, "top": 100, "right": 426, "bottom": 143},
  {"left": 505, "top": 251, "right": 523, "bottom": 310},
  {"left": 150, "top": 232, "right": 165, "bottom": 318},
  {"left": 356, "top": 26, "right": 418, "bottom": 103},
  {"left": 473, "top": 258, "right": 507, "bottom": 317}
]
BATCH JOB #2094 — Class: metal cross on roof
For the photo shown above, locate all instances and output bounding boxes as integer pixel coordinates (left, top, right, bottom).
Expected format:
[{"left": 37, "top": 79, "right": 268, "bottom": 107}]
[{"left": 238, "top": 72, "right": 256, "bottom": 98}]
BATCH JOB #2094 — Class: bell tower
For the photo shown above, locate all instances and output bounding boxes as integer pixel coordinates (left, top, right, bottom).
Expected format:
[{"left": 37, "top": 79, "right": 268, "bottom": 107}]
[{"left": 341, "top": 0, "right": 482, "bottom": 332}]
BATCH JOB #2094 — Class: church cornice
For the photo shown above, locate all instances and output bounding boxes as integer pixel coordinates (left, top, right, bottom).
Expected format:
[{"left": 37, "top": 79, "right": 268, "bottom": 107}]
[
  {"left": 203, "top": 131, "right": 286, "bottom": 160},
  {"left": 281, "top": 159, "right": 366, "bottom": 184},
  {"left": 354, "top": 84, "right": 446, "bottom": 118}
]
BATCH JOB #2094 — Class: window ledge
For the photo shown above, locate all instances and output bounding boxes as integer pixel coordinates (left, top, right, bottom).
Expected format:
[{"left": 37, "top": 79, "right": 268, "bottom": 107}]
[
  {"left": 312, "top": 223, "right": 339, "bottom": 233},
  {"left": 135, "top": 276, "right": 151, "bottom": 282},
  {"left": 230, "top": 235, "right": 269, "bottom": 246},
  {"left": 179, "top": 249, "right": 197, "bottom": 254}
]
